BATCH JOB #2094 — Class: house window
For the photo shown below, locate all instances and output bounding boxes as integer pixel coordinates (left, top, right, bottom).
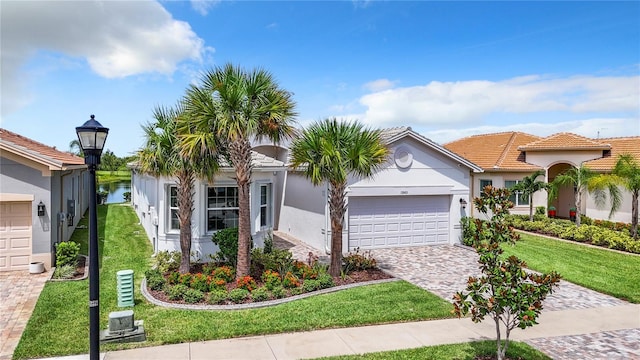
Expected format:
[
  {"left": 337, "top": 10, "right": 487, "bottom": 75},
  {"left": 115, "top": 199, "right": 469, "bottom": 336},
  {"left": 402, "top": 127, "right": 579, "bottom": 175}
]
[
  {"left": 504, "top": 180, "right": 529, "bottom": 206},
  {"left": 207, "top": 186, "right": 239, "bottom": 232},
  {"left": 479, "top": 179, "right": 492, "bottom": 190},
  {"left": 260, "top": 184, "right": 272, "bottom": 227},
  {"left": 169, "top": 185, "right": 179, "bottom": 230}
]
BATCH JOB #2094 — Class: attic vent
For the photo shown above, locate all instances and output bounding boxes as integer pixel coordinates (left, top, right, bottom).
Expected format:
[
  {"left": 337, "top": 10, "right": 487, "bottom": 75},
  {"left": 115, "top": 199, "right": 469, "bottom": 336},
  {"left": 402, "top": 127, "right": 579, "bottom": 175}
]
[{"left": 602, "top": 150, "right": 611, "bottom": 158}]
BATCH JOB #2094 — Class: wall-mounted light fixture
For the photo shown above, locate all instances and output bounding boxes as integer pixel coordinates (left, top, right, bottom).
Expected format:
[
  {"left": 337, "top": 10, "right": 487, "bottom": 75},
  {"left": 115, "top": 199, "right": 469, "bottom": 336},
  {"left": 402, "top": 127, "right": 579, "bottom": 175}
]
[
  {"left": 459, "top": 198, "right": 468, "bottom": 209},
  {"left": 37, "top": 201, "right": 46, "bottom": 217}
]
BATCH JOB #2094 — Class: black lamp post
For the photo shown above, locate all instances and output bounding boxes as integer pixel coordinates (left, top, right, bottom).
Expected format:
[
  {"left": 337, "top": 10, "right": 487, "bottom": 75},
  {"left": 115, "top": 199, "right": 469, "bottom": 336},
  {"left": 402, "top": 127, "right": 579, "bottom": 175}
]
[{"left": 76, "top": 115, "right": 108, "bottom": 360}]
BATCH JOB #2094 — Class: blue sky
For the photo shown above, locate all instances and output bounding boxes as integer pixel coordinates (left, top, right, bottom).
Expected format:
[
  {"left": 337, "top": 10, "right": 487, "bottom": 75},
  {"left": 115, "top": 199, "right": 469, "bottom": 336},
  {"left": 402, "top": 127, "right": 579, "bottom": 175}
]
[{"left": 2, "top": 1, "right": 638, "bottom": 157}]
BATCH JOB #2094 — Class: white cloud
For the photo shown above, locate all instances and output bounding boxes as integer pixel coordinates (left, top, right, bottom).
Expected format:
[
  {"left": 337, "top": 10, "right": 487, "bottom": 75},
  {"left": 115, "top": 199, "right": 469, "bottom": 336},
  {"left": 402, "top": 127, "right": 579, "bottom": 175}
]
[
  {"left": 363, "top": 78, "right": 397, "bottom": 92},
  {"left": 1, "top": 0, "right": 208, "bottom": 116},
  {"left": 191, "top": 0, "right": 220, "bottom": 16},
  {"left": 358, "top": 75, "right": 640, "bottom": 127}
]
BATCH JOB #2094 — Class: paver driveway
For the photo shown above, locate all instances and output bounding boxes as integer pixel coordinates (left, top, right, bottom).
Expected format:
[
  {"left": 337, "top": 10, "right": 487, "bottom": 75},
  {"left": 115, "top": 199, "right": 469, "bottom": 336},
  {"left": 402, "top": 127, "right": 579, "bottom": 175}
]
[
  {"left": 0, "top": 270, "right": 50, "bottom": 360},
  {"left": 370, "top": 245, "right": 639, "bottom": 360}
]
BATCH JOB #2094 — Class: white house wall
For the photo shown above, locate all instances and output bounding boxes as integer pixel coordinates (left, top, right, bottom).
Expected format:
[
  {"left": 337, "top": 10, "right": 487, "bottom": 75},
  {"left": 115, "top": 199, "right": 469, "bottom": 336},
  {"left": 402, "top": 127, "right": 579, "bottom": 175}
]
[
  {"left": 585, "top": 187, "right": 635, "bottom": 223},
  {"left": 278, "top": 172, "right": 327, "bottom": 252},
  {"left": 131, "top": 170, "right": 279, "bottom": 262},
  {"left": 526, "top": 150, "right": 605, "bottom": 168}
]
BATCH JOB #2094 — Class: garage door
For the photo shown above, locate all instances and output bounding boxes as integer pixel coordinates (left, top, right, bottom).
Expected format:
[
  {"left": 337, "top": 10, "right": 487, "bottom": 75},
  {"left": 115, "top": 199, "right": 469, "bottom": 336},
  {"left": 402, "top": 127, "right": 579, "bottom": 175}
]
[
  {"left": 0, "top": 202, "right": 32, "bottom": 271},
  {"left": 348, "top": 196, "right": 450, "bottom": 250}
]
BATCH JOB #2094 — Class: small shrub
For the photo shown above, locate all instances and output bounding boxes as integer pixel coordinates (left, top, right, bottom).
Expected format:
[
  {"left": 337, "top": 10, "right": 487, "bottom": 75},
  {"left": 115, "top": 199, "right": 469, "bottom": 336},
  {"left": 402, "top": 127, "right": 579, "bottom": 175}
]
[
  {"left": 53, "top": 264, "right": 76, "bottom": 279},
  {"left": 183, "top": 288, "right": 204, "bottom": 304},
  {"left": 202, "top": 262, "right": 217, "bottom": 275},
  {"left": 209, "top": 277, "right": 227, "bottom": 292},
  {"left": 56, "top": 241, "right": 80, "bottom": 268},
  {"left": 294, "top": 261, "right": 318, "bottom": 280},
  {"left": 271, "top": 286, "right": 287, "bottom": 299},
  {"left": 212, "top": 227, "right": 239, "bottom": 267},
  {"left": 212, "top": 266, "right": 235, "bottom": 283},
  {"left": 123, "top": 191, "right": 131, "bottom": 202},
  {"left": 535, "top": 206, "right": 546, "bottom": 215},
  {"left": 302, "top": 279, "right": 321, "bottom": 293},
  {"left": 153, "top": 250, "right": 181, "bottom": 273},
  {"left": 207, "top": 289, "right": 228, "bottom": 304},
  {"left": 251, "top": 248, "right": 294, "bottom": 277},
  {"left": 317, "top": 273, "right": 335, "bottom": 289},
  {"left": 263, "top": 231, "right": 274, "bottom": 254},
  {"left": 236, "top": 275, "right": 257, "bottom": 291},
  {"left": 251, "top": 287, "right": 271, "bottom": 302},
  {"left": 282, "top": 271, "right": 300, "bottom": 288},
  {"left": 167, "top": 271, "right": 180, "bottom": 285},
  {"left": 261, "top": 269, "right": 281, "bottom": 290},
  {"left": 178, "top": 273, "right": 193, "bottom": 286},
  {"left": 145, "top": 269, "right": 166, "bottom": 291},
  {"left": 343, "top": 248, "right": 377, "bottom": 271},
  {"left": 166, "top": 284, "right": 189, "bottom": 301},
  {"left": 289, "top": 287, "right": 303, "bottom": 296},
  {"left": 229, "top": 288, "right": 250, "bottom": 303},
  {"left": 190, "top": 273, "right": 209, "bottom": 292}
]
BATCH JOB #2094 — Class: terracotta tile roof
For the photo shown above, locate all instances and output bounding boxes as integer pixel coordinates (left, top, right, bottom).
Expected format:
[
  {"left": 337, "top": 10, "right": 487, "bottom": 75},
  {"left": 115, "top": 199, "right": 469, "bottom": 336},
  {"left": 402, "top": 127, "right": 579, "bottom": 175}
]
[
  {"left": 0, "top": 128, "right": 85, "bottom": 168},
  {"left": 518, "top": 132, "right": 610, "bottom": 151},
  {"left": 584, "top": 137, "right": 640, "bottom": 171},
  {"left": 444, "top": 132, "right": 542, "bottom": 171}
]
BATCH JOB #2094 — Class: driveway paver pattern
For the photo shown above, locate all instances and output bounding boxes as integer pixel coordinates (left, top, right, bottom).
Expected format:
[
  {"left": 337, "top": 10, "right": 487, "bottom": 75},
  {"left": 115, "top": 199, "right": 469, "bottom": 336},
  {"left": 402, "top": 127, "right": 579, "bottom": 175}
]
[{"left": 0, "top": 270, "right": 50, "bottom": 360}]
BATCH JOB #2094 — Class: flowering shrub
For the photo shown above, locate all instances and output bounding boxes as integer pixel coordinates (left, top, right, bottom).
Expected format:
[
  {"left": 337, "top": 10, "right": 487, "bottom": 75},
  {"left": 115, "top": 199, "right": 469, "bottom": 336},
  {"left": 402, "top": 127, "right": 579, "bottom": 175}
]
[
  {"left": 212, "top": 266, "right": 235, "bottom": 283},
  {"left": 294, "top": 261, "right": 318, "bottom": 280},
  {"left": 261, "top": 270, "right": 281, "bottom": 290},
  {"left": 178, "top": 273, "right": 194, "bottom": 286},
  {"left": 167, "top": 271, "right": 180, "bottom": 285},
  {"left": 282, "top": 271, "right": 300, "bottom": 289},
  {"left": 209, "top": 277, "right": 227, "bottom": 292},
  {"left": 236, "top": 275, "right": 257, "bottom": 291},
  {"left": 343, "top": 248, "right": 377, "bottom": 271},
  {"left": 190, "top": 273, "right": 209, "bottom": 292}
]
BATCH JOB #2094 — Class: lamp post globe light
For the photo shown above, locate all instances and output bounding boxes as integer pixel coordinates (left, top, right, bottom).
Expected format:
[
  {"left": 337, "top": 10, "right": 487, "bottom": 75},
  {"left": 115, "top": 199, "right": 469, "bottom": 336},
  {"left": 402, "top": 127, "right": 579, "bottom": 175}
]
[{"left": 76, "top": 115, "right": 108, "bottom": 360}]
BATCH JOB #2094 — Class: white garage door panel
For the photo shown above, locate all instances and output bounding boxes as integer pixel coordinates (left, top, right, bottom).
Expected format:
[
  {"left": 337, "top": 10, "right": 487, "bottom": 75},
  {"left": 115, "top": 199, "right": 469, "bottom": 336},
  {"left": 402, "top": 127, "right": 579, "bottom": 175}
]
[
  {"left": 348, "top": 196, "right": 450, "bottom": 250},
  {"left": 0, "top": 201, "right": 33, "bottom": 271}
]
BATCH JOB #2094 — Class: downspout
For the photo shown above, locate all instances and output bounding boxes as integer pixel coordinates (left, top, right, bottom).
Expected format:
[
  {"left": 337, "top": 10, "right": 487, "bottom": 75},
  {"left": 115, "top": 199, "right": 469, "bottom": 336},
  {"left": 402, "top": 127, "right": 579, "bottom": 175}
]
[{"left": 470, "top": 170, "right": 475, "bottom": 217}]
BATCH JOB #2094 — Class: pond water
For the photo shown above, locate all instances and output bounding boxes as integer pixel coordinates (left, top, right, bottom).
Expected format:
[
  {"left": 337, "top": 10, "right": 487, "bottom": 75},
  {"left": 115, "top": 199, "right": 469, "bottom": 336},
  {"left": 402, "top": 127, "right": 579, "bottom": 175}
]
[{"left": 98, "top": 180, "right": 131, "bottom": 204}]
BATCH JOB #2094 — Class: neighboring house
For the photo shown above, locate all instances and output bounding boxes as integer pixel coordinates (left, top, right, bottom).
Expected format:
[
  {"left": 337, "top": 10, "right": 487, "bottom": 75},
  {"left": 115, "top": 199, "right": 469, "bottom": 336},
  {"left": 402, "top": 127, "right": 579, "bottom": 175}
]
[
  {"left": 130, "top": 151, "right": 286, "bottom": 261},
  {"left": 279, "top": 127, "right": 483, "bottom": 253},
  {"left": 0, "top": 128, "right": 88, "bottom": 272},
  {"left": 444, "top": 132, "right": 640, "bottom": 223}
]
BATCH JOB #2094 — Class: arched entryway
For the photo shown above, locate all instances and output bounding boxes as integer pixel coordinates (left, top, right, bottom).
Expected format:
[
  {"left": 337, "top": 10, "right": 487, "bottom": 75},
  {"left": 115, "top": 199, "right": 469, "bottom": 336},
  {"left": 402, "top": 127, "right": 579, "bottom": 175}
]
[{"left": 547, "top": 163, "right": 575, "bottom": 218}]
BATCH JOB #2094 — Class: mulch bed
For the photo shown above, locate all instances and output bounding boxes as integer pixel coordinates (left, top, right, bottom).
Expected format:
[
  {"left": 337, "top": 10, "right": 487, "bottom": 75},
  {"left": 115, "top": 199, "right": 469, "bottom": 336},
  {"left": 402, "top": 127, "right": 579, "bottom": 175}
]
[{"left": 148, "top": 267, "right": 393, "bottom": 306}]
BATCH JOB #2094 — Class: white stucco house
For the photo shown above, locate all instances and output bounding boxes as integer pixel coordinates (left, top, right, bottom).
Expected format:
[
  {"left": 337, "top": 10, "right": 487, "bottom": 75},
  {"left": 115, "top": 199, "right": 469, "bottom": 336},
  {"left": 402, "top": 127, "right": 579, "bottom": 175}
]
[
  {"left": 130, "top": 151, "right": 287, "bottom": 261},
  {"left": 279, "top": 127, "right": 483, "bottom": 253},
  {"left": 130, "top": 127, "right": 483, "bottom": 260},
  {"left": 0, "top": 128, "right": 89, "bottom": 272},
  {"left": 444, "top": 132, "right": 640, "bottom": 223}
]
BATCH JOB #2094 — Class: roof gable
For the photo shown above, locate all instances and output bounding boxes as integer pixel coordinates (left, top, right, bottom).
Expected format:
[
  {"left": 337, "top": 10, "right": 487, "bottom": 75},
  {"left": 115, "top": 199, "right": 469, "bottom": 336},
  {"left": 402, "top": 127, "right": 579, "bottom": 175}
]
[
  {"left": 584, "top": 137, "right": 640, "bottom": 170},
  {"left": 382, "top": 127, "right": 483, "bottom": 172},
  {"left": 518, "top": 132, "right": 611, "bottom": 151},
  {"left": 0, "top": 128, "right": 85, "bottom": 170}
]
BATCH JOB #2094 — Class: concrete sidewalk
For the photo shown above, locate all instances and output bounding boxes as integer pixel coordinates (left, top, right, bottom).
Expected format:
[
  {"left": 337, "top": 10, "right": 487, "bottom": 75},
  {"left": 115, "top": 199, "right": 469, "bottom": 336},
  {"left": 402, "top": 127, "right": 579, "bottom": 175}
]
[{"left": 35, "top": 303, "right": 640, "bottom": 360}]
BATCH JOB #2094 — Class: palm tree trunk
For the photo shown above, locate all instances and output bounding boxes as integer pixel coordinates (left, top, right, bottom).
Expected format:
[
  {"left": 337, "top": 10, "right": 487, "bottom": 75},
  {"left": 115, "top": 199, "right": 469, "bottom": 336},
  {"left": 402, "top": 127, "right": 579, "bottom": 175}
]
[
  {"left": 177, "top": 170, "right": 195, "bottom": 274},
  {"left": 230, "top": 138, "right": 253, "bottom": 278},
  {"left": 632, "top": 190, "right": 639, "bottom": 238},
  {"left": 529, "top": 197, "right": 534, "bottom": 222},
  {"left": 575, "top": 188, "right": 582, "bottom": 227},
  {"left": 328, "top": 182, "right": 346, "bottom": 277}
]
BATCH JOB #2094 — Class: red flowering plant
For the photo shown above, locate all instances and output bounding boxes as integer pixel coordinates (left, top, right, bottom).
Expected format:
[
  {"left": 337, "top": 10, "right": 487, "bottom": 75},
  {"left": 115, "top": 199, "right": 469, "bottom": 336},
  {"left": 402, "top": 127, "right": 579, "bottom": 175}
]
[
  {"left": 261, "top": 269, "right": 281, "bottom": 290},
  {"left": 178, "top": 273, "right": 193, "bottom": 286},
  {"left": 294, "top": 261, "right": 318, "bottom": 280},
  {"left": 190, "top": 273, "right": 209, "bottom": 292},
  {"left": 167, "top": 271, "right": 180, "bottom": 285},
  {"left": 282, "top": 271, "right": 300, "bottom": 288},
  {"left": 212, "top": 266, "right": 235, "bottom": 283},
  {"left": 209, "top": 277, "right": 227, "bottom": 292},
  {"left": 236, "top": 275, "right": 257, "bottom": 292}
]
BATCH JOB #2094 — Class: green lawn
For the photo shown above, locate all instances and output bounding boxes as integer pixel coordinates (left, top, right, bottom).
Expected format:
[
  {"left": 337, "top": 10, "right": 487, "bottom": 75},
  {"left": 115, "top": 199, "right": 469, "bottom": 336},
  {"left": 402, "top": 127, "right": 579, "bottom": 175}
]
[
  {"left": 502, "top": 232, "right": 640, "bottom": 303},
  {"left": 13, "top": 204, "right": 454, "bottom": 360},
  {"left": 96, "top": 170, "right": 131, "bottom": 183},
  {"left": 320, "top": 341, "right": 551, "bottom": 360}
]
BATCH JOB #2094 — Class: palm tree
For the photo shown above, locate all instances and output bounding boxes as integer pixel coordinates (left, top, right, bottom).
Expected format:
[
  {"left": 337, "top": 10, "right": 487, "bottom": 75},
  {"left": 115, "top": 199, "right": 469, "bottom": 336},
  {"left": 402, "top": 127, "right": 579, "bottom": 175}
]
[
  {"left": 611, "top": 154, "right": 640, "bottom": 238},
  {"left": 137, "top": 104, "right": 219, "bottom": 273},
  {"left": 551, "top": 164, "right": 620, "bottom": 227},
  {"left": 512, "top": 169, "right": 548, "bottom": 221},
  {"left": 69, "top": 139, "right": 83, "bottom": 157},
  {"left": 290, "top": 118, "right": 390, "bottom": 276},
  {"left": 182, "top": 63, "right": 297, "bottom": 278}
]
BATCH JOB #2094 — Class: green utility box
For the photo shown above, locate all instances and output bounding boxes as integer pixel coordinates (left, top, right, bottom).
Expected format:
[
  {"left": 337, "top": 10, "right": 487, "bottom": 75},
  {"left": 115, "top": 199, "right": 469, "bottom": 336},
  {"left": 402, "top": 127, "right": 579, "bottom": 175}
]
[{"left": 116, "top": 269, "right": 134, "bottom": 307}]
